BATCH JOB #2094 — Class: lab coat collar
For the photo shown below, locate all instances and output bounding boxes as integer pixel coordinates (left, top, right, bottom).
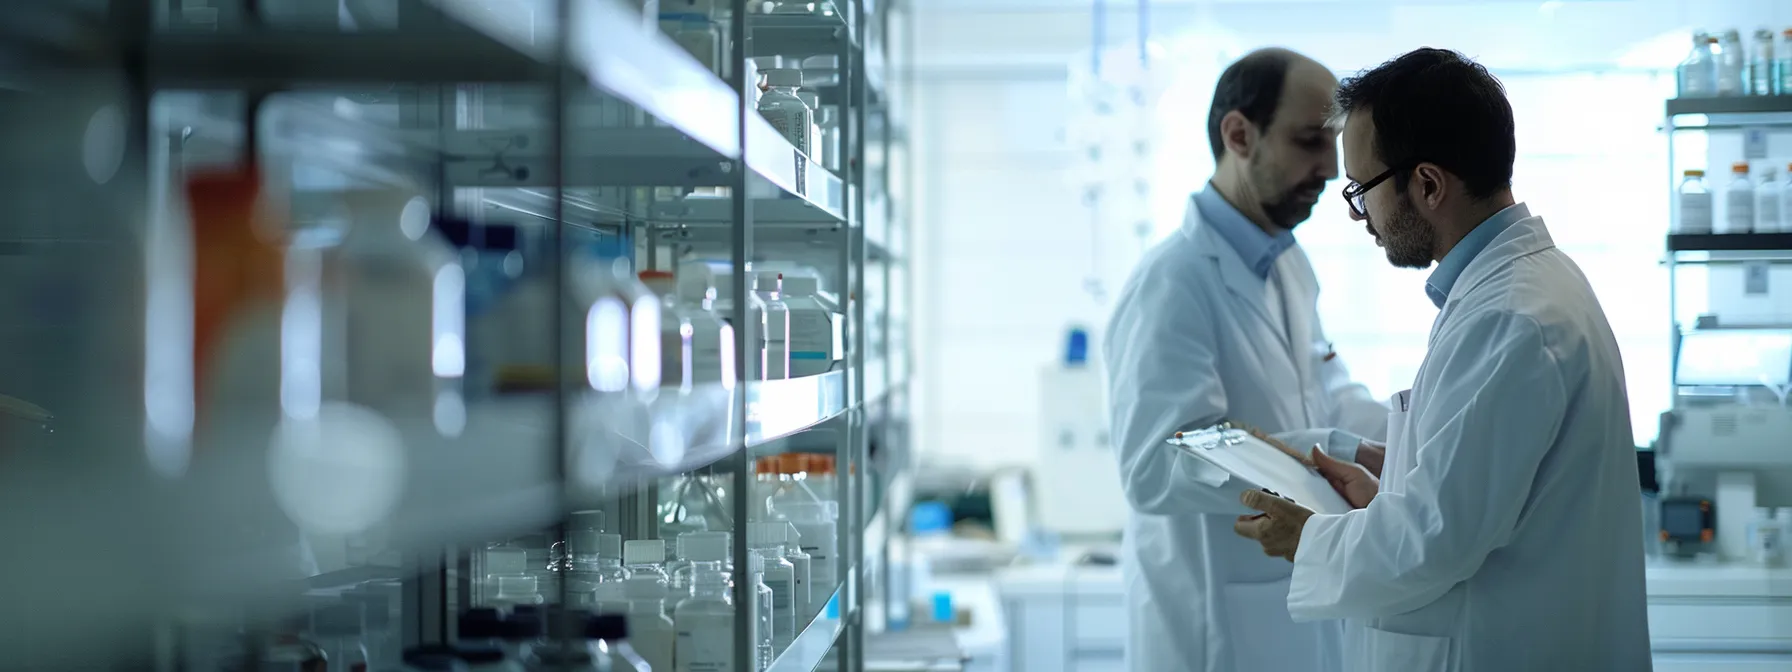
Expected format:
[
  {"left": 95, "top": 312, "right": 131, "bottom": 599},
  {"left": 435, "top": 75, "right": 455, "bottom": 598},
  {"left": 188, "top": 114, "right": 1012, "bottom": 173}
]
[
  {"left": 1439, "top": 211, "right": 1557, "bottom": 311},
  {"left": 1190, "top": 184, "right": 1296, "bottom": 279},
  {"left": 1181, "top": 196, "right": 1293, "bottom": 352},
  {"left": 1425, "top": 203, "right": 1531, "bottom": 308}
]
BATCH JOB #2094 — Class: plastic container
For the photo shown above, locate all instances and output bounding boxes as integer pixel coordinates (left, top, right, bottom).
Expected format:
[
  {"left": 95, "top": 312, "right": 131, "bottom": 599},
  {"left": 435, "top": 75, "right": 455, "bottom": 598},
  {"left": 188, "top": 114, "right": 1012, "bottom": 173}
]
[
  {"left": 568, "top": 530, "right": 631, "bottom": 595},
  {"left": 1719, "top": 30, "right": 1746, "bottom": 96},
  {"left": 782, "top": 275, "right": 841, "bottom": 376},
  {"left": 709, "top": 262, "right": 768, "bottom": 381},
  {"left": 1748, "top": 506, "right": 1784, "bottom": 566},
  {"left": 758, "top": 68, "right": 814, "bottom": 190},
  {"left": 1779, "top": 164, "right": 1792, "bottom": 234},
  {"left": 748, "top": 551, "right": 775, "bottom": 668},
  {"left": 1758, "top": 165, "right": 1783, "bottom": 233},
  {"left": 782, "top": 500, "right": 838, "bottom": 613},
  {"left": 1677, "top": 169, "right": 1713, "bottom": 234},
  {"left": 750, "top": 523, "right": 800, "bottom": 653},
  {"left": 622, "top": 577, "right": 678, "bottom": 671},
  {"left": 796, "top": 91, "right": 825, "bottom": 164},
  {"left": 673, "top": 532, "right": 736, "bottom": 672},
  {"left": 674, "top": 263, "right": 736, "bottom": 388},
  {"left": 753, "top": 271, "right": 792, "bottom": 380},
  {"left": 1723, "top": 162, "right": 1755, "bottom": 234},
  {"left": 1679, "top": 33, "right": 1717, "bottom": 97}
]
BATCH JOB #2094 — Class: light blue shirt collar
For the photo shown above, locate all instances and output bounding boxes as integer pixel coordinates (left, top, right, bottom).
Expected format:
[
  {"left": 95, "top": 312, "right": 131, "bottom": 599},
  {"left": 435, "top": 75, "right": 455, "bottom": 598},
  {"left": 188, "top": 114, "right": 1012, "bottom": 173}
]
[
  {"left": 1424, "top": 202, "right": 1530, "bottom": 308},
  {"left": 1192, "top": 183, "right": 1295, "bottom": 279}
]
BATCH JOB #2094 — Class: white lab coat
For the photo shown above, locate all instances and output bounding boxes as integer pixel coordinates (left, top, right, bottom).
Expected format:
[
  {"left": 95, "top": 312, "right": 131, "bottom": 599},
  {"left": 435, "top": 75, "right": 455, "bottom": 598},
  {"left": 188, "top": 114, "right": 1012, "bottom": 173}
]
[
  {"left": 1103, "top": 198, "right": 1389, "bottom": 672},
  {"left": 1288, "top": 214, "right": 1652, "bottom": 671}
]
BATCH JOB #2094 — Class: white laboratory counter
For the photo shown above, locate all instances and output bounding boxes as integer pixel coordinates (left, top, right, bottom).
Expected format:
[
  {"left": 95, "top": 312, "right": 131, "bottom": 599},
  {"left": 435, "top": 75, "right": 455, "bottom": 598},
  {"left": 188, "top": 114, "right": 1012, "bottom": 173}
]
[
  {"left": 1646, "top": 562, "right": 1792, "bottom": 671},
  {"left": 992, "top": 563, "right": 1126, "bottom": 672}
]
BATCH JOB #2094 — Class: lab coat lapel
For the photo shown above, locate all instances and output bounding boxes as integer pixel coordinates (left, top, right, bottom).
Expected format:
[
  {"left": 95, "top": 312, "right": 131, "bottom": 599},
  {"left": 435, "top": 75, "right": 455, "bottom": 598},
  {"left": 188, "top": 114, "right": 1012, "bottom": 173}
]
[{"left": 1185, "top": 207, "right": 1292, "bottom": 353}]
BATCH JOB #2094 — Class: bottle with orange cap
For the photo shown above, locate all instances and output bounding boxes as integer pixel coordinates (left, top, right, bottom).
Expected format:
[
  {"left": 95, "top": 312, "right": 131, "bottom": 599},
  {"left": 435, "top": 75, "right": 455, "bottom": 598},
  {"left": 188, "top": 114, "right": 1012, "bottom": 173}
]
[
  {"left": 1723, "top": 161, "right": 1756, "bottom": 234},
  {"left": 1777, "top": 162, "right": 1792, "bottom": 234}
]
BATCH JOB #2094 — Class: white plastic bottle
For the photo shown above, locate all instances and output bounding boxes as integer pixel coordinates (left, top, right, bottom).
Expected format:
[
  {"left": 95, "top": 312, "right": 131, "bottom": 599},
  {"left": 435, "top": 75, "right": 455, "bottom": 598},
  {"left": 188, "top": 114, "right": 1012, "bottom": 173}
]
[
  {"left": 625, "top": 539, "right": 671, "bottom": 582},
  {"left": 569, "top": 530, "right": 632, "bottom": 587},
  {"left": 748, "top": 551, "right": 775, "bottom": 669},
  {"left": 779, "top": 522, "right": 814, "bottom": 621},
  {"left": 753, "top": 271, "right": 791, "bottom": 380},
  {"left": 1719, "top": 30, "right": 1746, "bottom": 96},
  {"left": 1752, "top": 29, "right": 1777, "bottom": 95},
  {"left": 1724, "top": 162, "right": 1755, "bottom": 234},
  {"left": 641, "top": 270, "right": 694, "bottom": 390},
  {"left": 1749, "top": 507, "right": 1784, "bottom": 566},
  {"left": 1678, "top": 169, "right": 1713, "bottom": 234},
  {"left": 1679, "top": 32, "right": 1717, "bottom": 97},
  {"left": 1758, "top": 165, "right": 1783, "bottom": 233},
  {"left": 675, "top": 263, "right": 736, "bottom": 388},
  {"left": 674, "top": 532, "right": 735, "bottom": 672},
  {"left": 782, "top": 501, "right": 837, "bottom": 618},
  {"left": 1779, "top": 164, "right": 1792, "bottom": 234},
  {"left": 622, "top": 576, "right": 677, "bottom": 672},
  {"left": 750, "top": 523, "right": 799, "bottom": 653},
  {"left": 758, "top": 68, "right": 815, "bottom": 190},
  {"left": 796, "top": 91, "right": 825, "bottom": 165},
  {"left": 710, "top": 263, "right": 768, "bottom": 381},
  {"left": 781, "top": 275, "right": 839, "bottom": 376}
]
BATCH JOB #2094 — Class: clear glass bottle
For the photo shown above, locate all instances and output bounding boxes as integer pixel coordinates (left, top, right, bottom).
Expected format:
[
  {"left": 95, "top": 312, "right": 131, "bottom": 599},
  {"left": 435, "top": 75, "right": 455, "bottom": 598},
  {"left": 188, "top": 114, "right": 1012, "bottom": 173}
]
[
  {"left": 675, "top": 263, "right": 736, "bottom": 388},
  {"left": 624, "top": 539, "right": 671, "bottom": 582},
  {"left": 1677, "top": 169, "right": 1713, "bottom": 234},
  {"left": 1680, "top": 32, "right": 1717, "bottom": 97},
  {"left": 1779, "top": 29, "right": 1792, "bottom": 95},
  {"left": 1758, "top": 165, "right": 1783, "bottom": 233},
  {"left": 674, "top": 533, "right": 735, "bottom": 672},
  {"left": 1751, "top": 28, "right": 1777, "bottom": 95},
  {"left": 750, "top": 523, "right": 800, "bottom": 653},
  {"left": 1719, "top": 30, "right": 1746, "bottom": 96},
  {"left": 710, "top": 263, "right": 768, "bottom": 381},
  {"left": 1724, "top": 161, "right": 1756, "bottom": 234},
  {"left": 622, "top": 576, "right": 678, "bottom": 672},
  {"left": 641, "top": 270, "right": 695, "bottom": 391},
  {"left": 752, "top": 271, "right": 792, "bottom": 380}
]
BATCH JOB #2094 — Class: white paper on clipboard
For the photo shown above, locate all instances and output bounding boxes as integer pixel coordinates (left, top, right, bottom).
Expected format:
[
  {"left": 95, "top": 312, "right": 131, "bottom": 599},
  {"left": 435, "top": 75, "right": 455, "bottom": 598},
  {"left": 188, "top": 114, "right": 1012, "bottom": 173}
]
[{"left": 1166, "top": 424, "right": 1354, "bottom": 515}]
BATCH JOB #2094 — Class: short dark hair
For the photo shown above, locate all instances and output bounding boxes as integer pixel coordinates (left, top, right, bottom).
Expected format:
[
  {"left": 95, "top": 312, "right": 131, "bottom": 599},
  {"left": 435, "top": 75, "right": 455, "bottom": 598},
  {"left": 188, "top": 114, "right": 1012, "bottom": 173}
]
[
  {"left": 1333, "top": 48, "right": 1516, "bottom": 200},
  {"left": 1206, "top": 50, "right": 1295, "bottom": 161}
]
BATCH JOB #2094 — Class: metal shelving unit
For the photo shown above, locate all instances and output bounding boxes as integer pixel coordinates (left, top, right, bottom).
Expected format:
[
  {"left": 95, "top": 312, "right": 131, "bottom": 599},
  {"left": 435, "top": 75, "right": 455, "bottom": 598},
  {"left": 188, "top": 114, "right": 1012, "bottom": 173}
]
[
  {"left": 1663, "top": 95, "right": 1792, "bottom": 403},
  {"left": 0, "top": 0, "right": 911, "bottom": 669}
]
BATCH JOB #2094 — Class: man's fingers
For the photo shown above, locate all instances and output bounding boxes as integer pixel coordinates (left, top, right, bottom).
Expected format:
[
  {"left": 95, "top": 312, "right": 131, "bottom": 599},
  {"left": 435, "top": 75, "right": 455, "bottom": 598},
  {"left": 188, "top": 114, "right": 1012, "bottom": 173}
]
[
  {"left": 1234, "top": 514, "right": 1270, "bottom": 539},
  {"left": 1240, "top": 488, "right": 1298, "bottom": 516}
]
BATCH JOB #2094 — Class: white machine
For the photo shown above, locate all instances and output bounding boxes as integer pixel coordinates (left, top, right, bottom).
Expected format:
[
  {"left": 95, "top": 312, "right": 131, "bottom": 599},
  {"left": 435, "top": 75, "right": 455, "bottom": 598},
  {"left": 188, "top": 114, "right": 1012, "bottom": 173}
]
[
  {"left": 1034, "top": 360, "right": 1127, "bottom": 538},
  {"left": 1653, "top": 327, "right": 1792, "bottom": 669}
]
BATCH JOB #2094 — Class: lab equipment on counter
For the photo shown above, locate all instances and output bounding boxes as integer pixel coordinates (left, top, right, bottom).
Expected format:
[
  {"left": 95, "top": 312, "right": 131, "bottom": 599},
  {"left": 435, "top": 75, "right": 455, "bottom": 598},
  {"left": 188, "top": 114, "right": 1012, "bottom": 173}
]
[
  {"left": 1676, "top": 169, "right": 1713, "bottom": 234},
  {"left": 1164, "top": 423, "right": 1354, "bottom": 515},
  {"left": 1723, "top": 161, "right": 1755, "bottom": 234},
  {"left": 1035, "top": 326, "right": 1128, "bottom": 537},
  {"left": 1748, "top": 506, "right": 1784, "bottom": 565},
  {"left": 1659, "top": 495, "right": 1717, "bottom": 558}
]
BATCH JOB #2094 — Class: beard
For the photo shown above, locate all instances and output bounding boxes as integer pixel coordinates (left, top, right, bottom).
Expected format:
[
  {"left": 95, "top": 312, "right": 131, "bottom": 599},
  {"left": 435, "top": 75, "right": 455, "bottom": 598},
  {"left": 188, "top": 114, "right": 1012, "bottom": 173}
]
[
  {"left": 1372, "top": 198, "right": 1437, "bottom": 269},
  {"left": 1249, "top": 156, "right": 1327, "bottom": 230}
]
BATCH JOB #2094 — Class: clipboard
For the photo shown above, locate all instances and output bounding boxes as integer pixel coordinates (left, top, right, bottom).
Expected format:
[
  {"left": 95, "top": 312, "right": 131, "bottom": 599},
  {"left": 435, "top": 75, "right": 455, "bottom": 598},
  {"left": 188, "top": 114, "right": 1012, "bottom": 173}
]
[{"left": 1166, "top": 423, "right": 1355, "bottom": 515}]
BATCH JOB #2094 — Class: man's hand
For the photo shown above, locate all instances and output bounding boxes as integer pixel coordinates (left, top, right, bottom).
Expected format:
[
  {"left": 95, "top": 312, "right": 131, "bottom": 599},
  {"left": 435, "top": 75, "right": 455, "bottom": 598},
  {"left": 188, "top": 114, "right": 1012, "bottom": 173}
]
[
  {"left": 1233, "top": 490, "right": 1314, "bottom": 562},
  {"left": 1243, "top": 426, "right": 1316, "bottom": 469},
  {"left": 1355, "top": 439, "right": 1386, "bottom": 478},
  {"left": 1312, "top": 447, "right": 1378, "bottom": 509}
]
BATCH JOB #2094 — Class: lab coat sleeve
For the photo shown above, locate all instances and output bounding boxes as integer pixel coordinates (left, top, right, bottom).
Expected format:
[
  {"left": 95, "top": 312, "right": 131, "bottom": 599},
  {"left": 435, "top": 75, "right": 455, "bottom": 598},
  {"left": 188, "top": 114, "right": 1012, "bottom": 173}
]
[
  {"left": 1286, "top": 310, "right": 1568, "bottom": 621},
  {"left": 1102, "top": 276, "right": 1252, "bottom": 516}
]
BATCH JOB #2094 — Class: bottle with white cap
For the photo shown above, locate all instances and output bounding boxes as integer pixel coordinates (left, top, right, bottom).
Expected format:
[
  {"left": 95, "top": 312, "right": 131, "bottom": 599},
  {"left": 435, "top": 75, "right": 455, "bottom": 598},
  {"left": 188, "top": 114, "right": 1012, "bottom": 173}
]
[
  {"left": 781, "top": 501, "right": 838, "bottom": 618},
  {"left": 1759, "top": 164, "right": 1784, "bottom": 233},
  {"left": 753, "top": 271, "right": 792, "bottom": 380},
  {"left": 624, "top": 539, "right": 671, "bottom": 582},
  {"left": 749, "top": 550, "right": 775, "bottom": 668},
  {"left": 780, "top": 275, "right": 841, "bottom": 376},
  {"left": 621, "top": 576, "right": 677, "bottom": 671},
  {"left": 750, "top": 522, "right": 800, "bottom": 653},
  {"left": 674, "top": 532, "right": 736, "bottom": 672},
  {"left": 758, "top": 68, "right": 814, "bottom": 192},
  {"left": 482, "top": 547, "right": 543, "bottom": 608},
  {"left": 568, "top": 530, "right": 632, "bottom": 590}
]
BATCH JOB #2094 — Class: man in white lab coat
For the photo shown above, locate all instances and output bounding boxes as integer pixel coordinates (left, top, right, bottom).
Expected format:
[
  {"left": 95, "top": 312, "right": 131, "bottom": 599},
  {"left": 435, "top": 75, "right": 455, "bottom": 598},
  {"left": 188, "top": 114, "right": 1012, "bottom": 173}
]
[
  {"left": 1233, "top": 48, "right": 1652, "bottom": 671},
  {"left": 1102, "top": 48, "right": 1390, "bottom": 672}
]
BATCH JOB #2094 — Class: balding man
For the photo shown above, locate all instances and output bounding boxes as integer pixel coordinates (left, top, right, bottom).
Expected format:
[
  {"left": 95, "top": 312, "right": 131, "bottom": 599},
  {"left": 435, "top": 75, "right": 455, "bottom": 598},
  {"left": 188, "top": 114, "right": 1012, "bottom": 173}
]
[{"left": 1103, "top": 48, "right": 1389, "bottom": 672}]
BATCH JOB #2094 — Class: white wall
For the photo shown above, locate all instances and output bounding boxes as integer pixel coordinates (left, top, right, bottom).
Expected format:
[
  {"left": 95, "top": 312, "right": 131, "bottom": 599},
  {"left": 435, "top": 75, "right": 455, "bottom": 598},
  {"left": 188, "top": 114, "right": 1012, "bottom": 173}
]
[{"left": 911, "top": 0, "right": 1792, "bottom": 470}]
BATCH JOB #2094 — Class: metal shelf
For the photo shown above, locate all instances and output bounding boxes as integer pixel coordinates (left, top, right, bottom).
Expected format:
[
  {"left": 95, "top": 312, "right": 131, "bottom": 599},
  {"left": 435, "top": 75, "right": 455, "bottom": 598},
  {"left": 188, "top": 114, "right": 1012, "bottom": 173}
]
[
  {"left": 749, "top": 10, "right": 858, "bottom": 58},
  {"left": 1667, "top": 96, "right": 1792, "bottom": 117},
  {"left": 1668, "top": 233, "right": 1792, "bottom": 253},
  {"left": 768, "top": 582, "right": 849, "bottom": 672}
]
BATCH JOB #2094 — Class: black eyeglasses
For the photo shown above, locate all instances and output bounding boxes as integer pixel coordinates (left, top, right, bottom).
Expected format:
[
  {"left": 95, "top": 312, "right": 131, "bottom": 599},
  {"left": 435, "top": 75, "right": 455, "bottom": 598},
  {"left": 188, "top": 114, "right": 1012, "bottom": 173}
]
[{"left": 1341, "top": 161, "right": 1420, "bottom": 219}]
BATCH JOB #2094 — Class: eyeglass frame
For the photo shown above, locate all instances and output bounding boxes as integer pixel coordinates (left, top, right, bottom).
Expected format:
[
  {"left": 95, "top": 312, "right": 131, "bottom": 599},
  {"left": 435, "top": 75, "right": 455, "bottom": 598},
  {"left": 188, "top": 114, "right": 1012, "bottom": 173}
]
[{"left": 1340, "top": 160, "right": 1424, "bottom": 219}]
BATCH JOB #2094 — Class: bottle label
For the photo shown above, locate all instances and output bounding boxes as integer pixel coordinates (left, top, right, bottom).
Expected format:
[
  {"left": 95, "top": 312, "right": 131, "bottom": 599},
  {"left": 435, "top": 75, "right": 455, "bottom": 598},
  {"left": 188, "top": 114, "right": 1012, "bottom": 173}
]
[
  {"left": 674, "top": 612, "right": 735, "bottom": 672},
  {"left": 1679, "top": 192, "right": 1713, "bottom": 233},
  {"left": 767, "top": 574, "right": 793, "bottom": 609},
  {"left": 1726, "top": 188, "right": 1756, "bottom": 233},
  {"left": 789, "top": 310, "right": 835, "bottom": 363},
  {"left": 765, "top": 108, "right": 814, "bottom": 157}
]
